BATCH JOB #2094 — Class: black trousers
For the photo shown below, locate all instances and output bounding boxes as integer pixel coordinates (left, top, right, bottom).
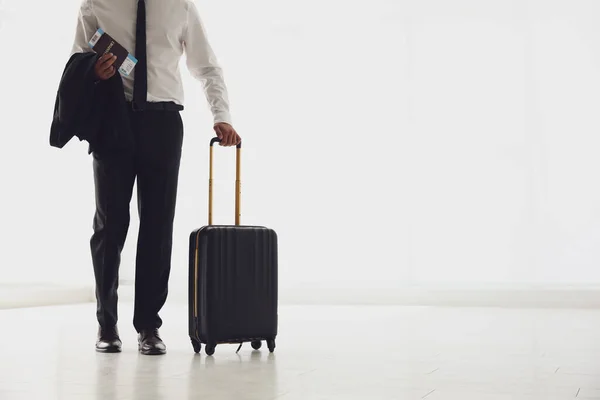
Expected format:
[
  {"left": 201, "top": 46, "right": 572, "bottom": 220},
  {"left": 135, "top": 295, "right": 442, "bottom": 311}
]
[{"left": 90, "top": 107, "right": 183, "bottom": 332}]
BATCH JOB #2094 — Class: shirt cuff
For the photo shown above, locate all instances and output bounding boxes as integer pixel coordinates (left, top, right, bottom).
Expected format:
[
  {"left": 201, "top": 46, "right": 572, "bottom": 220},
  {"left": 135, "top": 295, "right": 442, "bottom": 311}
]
[{"left": 213, "top": 111, "right": 232, "bottom": 126}]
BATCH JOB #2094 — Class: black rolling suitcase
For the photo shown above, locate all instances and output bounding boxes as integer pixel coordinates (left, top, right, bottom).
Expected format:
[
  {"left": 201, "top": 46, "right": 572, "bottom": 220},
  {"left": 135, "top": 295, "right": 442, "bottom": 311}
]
[{"left": 189, "top": 137, "right": 278, "bottom": 356}]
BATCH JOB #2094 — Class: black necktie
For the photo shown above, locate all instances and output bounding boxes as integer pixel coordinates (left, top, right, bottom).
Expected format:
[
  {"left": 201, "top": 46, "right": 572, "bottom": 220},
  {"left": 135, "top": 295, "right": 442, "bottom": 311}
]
[{"left": 133, "top": 0, "right": 147, "bottom": 110}]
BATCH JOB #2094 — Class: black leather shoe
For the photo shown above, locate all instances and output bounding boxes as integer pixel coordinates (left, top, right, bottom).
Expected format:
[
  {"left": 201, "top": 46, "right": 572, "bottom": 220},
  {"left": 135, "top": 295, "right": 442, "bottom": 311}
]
[
  {"left": 138, "top": 328, "right": 166, "bottom": 355},
  {"left": 96, "top": 326, "right": 122, "bottom": 353}
]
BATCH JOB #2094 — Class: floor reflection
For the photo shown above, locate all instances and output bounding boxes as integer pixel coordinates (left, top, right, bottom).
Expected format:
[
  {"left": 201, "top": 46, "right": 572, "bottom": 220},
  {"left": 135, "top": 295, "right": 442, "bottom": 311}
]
[
  {"left": 186, "top": 349, "right": 278, "bottom": 399},
  {"left": 133, "top": 354, "right": 164, "bottom": 400},
  {"left": 94, "top": 353, "right": 120, "bottom": 400}
]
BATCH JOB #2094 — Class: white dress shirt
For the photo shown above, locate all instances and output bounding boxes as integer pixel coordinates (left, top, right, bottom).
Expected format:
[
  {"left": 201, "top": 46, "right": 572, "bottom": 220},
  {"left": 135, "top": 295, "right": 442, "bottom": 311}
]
[{"left": 71, "top": 0, "right": 232, "bottom": 125}]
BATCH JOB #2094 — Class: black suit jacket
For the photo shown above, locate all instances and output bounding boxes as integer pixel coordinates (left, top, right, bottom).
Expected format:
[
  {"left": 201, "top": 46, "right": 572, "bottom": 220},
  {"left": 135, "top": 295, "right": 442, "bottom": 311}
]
[{"left": 50, "top": 52, "right": 134, "bottom": 154}]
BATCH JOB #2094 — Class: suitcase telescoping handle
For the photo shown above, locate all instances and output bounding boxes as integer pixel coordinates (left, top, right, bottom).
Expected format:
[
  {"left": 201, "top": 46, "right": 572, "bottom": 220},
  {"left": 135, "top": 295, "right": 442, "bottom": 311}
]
[{"left": 209, "top": 137, "right": 242, "bottom": 226}]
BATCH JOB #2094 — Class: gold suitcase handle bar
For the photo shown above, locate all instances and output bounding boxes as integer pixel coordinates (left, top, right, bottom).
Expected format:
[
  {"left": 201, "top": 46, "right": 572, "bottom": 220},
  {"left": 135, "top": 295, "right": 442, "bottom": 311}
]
[{"left": 208, "top": 137, "right": 242, "bottom": 226}]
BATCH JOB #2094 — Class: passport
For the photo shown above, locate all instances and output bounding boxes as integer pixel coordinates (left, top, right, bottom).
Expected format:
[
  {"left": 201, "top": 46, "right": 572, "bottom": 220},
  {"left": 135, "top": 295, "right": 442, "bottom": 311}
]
[{"left": 88, "top": 28, "right": 137, "bottom": 76}]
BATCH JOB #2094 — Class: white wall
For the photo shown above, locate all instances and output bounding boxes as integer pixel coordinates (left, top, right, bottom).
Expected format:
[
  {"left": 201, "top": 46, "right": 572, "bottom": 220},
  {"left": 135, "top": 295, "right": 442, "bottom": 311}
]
[{"left": 1, "top": 0, "right": 600, "bottom": 304}]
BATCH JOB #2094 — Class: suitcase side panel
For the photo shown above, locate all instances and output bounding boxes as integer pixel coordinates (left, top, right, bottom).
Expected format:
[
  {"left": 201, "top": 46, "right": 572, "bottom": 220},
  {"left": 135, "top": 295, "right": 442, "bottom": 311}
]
[{"left": 189, "top": 227, "right": 207, "bottom": 342}]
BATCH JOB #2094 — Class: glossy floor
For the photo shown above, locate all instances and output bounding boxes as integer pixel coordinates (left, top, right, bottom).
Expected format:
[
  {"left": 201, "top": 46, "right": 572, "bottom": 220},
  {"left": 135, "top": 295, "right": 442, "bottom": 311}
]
[{"left": 1, "top": 303, "right": 599, "bottom": 399}]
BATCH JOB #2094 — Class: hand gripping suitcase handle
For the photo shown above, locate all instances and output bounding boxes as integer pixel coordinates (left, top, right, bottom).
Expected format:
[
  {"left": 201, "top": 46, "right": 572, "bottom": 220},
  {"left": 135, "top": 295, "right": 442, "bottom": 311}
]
[{"left": 209, "top": 137, "right": 242, "bottom": 225}]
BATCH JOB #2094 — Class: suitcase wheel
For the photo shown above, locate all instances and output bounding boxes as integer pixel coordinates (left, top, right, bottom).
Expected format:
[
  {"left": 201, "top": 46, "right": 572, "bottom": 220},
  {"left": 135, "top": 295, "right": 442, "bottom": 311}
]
[
  {"left": 251, "top": 340, "right": 262, "bottom": 350},
  {"left": 191, "top": 339, "right": 201, "bottom": 354},
  {"left": 267, "top": 339, "right": 276, "bottom": 353},
  {"left": 205, "top": 343, "right": 216, "bottom": 356}
]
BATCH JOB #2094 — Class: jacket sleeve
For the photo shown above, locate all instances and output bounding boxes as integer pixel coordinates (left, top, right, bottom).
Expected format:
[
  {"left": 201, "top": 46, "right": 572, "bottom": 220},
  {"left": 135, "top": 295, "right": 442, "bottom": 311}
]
[
  {"left": 70, "top": 0, "right": 98, "bottom": 56},
  {"left": 182, "top": 1, "right": 232, "bottom": 126}
]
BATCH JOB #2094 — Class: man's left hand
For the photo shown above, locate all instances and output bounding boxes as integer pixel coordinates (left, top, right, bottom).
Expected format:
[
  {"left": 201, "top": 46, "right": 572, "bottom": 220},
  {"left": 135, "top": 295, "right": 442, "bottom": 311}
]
[{"left": 214, "top": 123, "right": 241, "bottom": 147}]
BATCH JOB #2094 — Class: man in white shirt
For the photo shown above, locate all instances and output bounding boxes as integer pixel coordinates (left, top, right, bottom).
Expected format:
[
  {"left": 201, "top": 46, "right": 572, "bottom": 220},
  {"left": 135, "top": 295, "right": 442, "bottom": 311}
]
[{"left": 71, "top": 0, "right": 241, "bottom": 355}]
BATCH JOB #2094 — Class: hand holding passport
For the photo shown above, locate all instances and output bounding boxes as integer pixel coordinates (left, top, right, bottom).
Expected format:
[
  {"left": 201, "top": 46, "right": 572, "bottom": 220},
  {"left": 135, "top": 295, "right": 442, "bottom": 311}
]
[
  {"left": 88, "top": 28, "right": 138, "bottom": 79},
  {"left": 94, "top": 53, "right": 118, "bottom": 80}
]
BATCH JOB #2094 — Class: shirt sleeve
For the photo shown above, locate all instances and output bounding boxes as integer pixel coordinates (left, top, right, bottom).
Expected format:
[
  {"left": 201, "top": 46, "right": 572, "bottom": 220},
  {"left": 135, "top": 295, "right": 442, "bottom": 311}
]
[
  {"left": 70, "top": 0, "right": 98, "bottom": 56},
  {"left": 182, "top": 1, "right": 232, "bottom": 125}
]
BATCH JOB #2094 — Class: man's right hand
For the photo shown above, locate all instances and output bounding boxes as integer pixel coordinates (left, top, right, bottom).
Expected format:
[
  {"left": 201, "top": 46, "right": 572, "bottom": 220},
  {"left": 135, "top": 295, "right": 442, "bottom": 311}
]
[{"left": 94, "top": 53, "right": 118, "bottom": 80}]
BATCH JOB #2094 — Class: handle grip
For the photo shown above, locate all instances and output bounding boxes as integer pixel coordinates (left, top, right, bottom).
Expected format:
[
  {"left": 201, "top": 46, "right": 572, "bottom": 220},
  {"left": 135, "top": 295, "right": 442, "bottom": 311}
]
[
  {"left": 210, "top": 137, "right": 242, "bottom": 148},
  {"left": 208, "top": 137, "right": 241, "bottom": 226}
]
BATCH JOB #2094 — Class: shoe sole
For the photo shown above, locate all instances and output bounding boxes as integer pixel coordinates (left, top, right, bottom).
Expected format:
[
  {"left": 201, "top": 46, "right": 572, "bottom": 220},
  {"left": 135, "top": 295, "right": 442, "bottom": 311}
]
[
  {"left": 95, "top": 347, "right": 122, "bottom": 353},
  {"left": 138, "top": 344, "right": 166, "bottom": 355}
]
